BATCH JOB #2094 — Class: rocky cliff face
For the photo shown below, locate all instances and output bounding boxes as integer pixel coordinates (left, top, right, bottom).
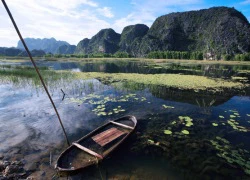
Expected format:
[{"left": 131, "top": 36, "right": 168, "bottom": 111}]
[
  {"left": 119, "top": 24, "right": 149, "bottom": 56},
  {"left": 138, "top": 7, "right": 250, "bottom": 56},
  {"left": 55, "top": 45, "right": 76, "bottom": 54},
  {"left": 17, "top": 38, "right": 70, "bottom": 54},
  {"left": 74, "top": 38, "right": 90, "bottom": 54},
  {"left": 75, "top": 7, "right": 250, "bottom": 57},
  {"left": 88, "top": 28, "right": 121, "bottom": 54}
]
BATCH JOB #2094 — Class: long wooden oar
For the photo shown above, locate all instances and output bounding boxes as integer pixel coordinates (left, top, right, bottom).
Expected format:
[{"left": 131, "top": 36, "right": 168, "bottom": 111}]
[{"left": 1, "top": 0, "right": 70, "bottom": 146}]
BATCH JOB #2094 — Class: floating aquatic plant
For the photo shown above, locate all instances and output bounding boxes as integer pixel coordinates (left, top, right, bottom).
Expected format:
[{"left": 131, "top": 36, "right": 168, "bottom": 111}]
[
  {"left": 162, "top": 105, "right": 175, "bottom": 109},
  {"left": 148, "top": 139, "right": 154, "bottom": 144},
  {"left": 181, "top": 130, "right": 189, "bottom": 135},
  {"left": 148, "top": 139, "right": 160, "bottom": 146},
  {"left": 230, "top": 115, "right": 236, "bottom": 118},
  {"left": 164, "top": 130, "right": 172, "bottom": 135},
  {"left": 212, "top": 123, "right": 218, "bottom": 127},
  {"left": 171, "top": 121, "right": 176, "bottom": 125},
  {"left": 227, "top": 119, "right": 248, "bottom": 132},
  {"left": 210, "top": 136, "right": 250, "bottom": 175},
  {"left": 178, "top": 116, "right": 193, "bottom": 127},
  {"left": 219, "top": 115, "right": 224, "bottom": 119}
]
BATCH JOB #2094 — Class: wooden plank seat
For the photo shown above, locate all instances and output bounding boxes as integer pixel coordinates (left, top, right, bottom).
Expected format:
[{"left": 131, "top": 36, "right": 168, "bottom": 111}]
[
  {"left": 92, "top": 127, "right": 125, "bottom": 147},
  {"left": 109, "top": 121, "right": 134, "bottom": 130},
  {"left": 72, "top": 142, "right": 103, "bottom": 159}
]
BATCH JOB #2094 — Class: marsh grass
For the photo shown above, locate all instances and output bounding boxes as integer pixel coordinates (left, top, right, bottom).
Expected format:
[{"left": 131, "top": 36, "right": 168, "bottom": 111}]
[{"left": 0, "top": 67, "right": 73, "bottom": 88}]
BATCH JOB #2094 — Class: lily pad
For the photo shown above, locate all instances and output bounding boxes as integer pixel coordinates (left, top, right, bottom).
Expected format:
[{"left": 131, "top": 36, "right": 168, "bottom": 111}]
[
  {"left": 164, "top": 130, "right": 172, "bottom": 135},
  {"left": 181, "top": 130, "right": 189, "bottom": 135},
  {"left": 219, "top": 115, "right": 224, "bottom": 119},
  {"left": 186, "top": 122, "right": 193, "bottom": 127},
  {"left": 212, "top": 123, "right": 218, "bottom": 127},
  {"left": 171, "top": 121, "right": 176, "bottom": 125}
]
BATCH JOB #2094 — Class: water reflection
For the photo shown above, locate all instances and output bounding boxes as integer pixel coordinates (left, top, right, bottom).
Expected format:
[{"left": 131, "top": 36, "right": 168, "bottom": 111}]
[
  {"left": 0, "top": 63, "right": 250, "bottom": 179},
  {"left": 4, "top": 59, "right": 250, "bottom": 80}
]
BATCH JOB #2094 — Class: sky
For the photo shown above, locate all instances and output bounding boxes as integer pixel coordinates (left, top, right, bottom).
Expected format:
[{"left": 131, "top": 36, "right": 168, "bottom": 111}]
[{"left": 0, "top": 0, "right": 250, "bottom": 47}]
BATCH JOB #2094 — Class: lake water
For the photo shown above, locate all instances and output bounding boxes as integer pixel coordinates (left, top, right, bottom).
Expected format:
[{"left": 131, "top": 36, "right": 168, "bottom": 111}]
[{"left": 0, "top": 59, "right": 250, "bottom": 179}]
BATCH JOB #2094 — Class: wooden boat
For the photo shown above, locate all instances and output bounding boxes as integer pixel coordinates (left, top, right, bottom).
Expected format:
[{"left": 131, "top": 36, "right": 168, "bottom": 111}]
[{"left": 55, "top": 115, "right": 137, "bottom": 172}]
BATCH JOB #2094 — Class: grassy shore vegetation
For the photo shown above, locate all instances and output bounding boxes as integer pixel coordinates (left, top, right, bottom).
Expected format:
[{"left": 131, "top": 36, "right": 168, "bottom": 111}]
[
  {"left": 0, "top": 67, "right": 72, "bottom": 86},
  {"left": 74, "top": 72, "right": 245, "bottom": 92},
  {"left": 3, "top": 50, "right": 249, "bottom": 61},
  {"left": 44, "top": 51, "right": 250, "bottom": 61}
]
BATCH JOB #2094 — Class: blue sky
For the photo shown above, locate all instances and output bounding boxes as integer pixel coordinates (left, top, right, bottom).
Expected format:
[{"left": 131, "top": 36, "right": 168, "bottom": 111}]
[{"left": 0, "top": 0, "right": 250, "bottom": 47}]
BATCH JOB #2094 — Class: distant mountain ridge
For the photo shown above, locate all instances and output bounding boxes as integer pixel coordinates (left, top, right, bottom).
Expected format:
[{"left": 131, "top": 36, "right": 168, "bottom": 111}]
[
  {"left": 17, "top": 37, "right": 70, "bottom": 54},
  {"left": 75, "top": 6, "right": 250, "bottom": 57},
  {"left": 0, "top": 47, "right": 46, "bottom": 57},
  {"left": 1, "top": 6, "right": 249, "bottom": 58}
]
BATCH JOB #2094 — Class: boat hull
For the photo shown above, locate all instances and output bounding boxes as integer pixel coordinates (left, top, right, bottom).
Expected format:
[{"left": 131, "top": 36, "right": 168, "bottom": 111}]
[{"left": 55, "top": 115, "right": 137, "bottom": 172}]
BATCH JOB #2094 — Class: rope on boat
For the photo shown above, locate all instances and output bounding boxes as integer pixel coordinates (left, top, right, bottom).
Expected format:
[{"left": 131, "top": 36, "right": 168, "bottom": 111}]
[{"left": 1, "top": 0, "right": 70, "bottom": 146}]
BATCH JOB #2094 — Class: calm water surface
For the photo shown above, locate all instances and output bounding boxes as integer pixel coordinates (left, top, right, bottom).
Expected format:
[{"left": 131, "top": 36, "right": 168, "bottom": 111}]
[{"left": 0, "top": 59, "right": 250, "bottom": 179}]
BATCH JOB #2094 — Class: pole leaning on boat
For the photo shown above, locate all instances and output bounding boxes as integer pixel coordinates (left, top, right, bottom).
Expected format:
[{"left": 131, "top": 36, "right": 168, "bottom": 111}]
[{"left": 1, "top": 0, "right": 70, "bottom": 146}]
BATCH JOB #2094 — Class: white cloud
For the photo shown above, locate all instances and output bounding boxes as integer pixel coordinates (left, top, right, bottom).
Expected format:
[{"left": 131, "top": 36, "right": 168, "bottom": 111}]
[
  {"left": 0, "top": 0, "right": 110, "bottom": 47},
  {"left": 113, "top": 0, "right": 202, "bottom": 33},
  {"left": 97, "top": 7, "right": 114, "bottom": 18}
]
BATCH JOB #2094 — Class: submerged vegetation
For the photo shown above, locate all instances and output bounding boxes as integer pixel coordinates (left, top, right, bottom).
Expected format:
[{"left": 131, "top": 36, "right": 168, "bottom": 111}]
[{"left": 1, "top": 59, "right": 250, "bottom": 178}]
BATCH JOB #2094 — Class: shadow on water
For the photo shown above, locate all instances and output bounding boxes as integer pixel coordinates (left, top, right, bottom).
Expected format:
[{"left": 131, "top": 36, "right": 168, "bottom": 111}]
[{"left": 0, "top": 61, "right": 250, "bottom": 179}]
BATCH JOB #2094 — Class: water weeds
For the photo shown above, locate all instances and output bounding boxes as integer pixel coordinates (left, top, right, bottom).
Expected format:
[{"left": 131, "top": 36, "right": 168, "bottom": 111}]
[{"left": 210, "top": 136, "right": 250, "bottom": 175}]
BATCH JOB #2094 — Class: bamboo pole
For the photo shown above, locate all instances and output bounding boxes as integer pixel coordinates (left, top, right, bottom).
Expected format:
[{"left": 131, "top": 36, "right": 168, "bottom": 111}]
[{"left": 1, "top": 0, "right": 70, "bottom": 146}]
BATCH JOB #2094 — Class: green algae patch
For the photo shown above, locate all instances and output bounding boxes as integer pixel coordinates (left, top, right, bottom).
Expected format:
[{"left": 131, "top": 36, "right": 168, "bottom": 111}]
[
  {"left": 74, "top": 72, "right": 245, "bottom": 92},
  {"left": 164, "top": 130, "right": 172, "bottom": 135}
]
